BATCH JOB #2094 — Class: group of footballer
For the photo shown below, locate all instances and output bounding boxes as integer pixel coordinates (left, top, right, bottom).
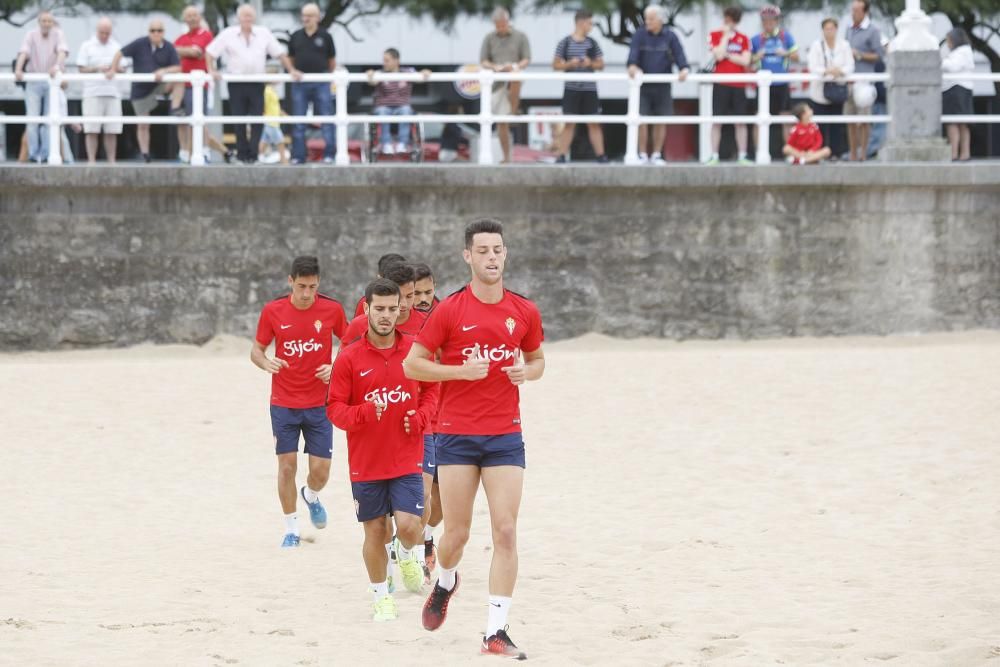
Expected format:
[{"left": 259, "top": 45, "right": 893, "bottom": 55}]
[{"left": 252, "top": 219, "right": 545, "bottom": 659}]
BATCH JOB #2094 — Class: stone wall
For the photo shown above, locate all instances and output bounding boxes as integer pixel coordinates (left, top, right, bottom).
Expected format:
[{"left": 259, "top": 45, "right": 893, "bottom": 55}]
[{"left": 1, "top": 164, "right": 998, "bottom": 349}]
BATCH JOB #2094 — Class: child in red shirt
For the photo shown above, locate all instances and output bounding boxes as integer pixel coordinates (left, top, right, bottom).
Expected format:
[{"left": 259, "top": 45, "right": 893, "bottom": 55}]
[{"left": 784, "top": 102, "right": 832, "bottom": 164}]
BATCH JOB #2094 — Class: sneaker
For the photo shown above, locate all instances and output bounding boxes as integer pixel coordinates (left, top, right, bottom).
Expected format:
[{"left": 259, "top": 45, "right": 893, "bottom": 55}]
[
  {"left": 395, "top": 142, "right": 408, "bottom": 154},
  {"left": 421, "top": 573, "right": 460, "bottom": 631},
  {"left": 323, "top": 156, "right": 335, "bottom": 164},
  {"left": 142, "top": 153, "right": 152, "bottom": 164},
  {"left": 300, "top": 486, "right": 327, "bottom": 529},
  {"left": 554, "top": 154, "right": 568, "bottom": 164},
  {"left": 637, "top": 152, "right": 650, "bottom": 165},
  {"left": 650, "top": 152, "right": 667, "bottom": 166},
  {"left": 224, "top": 150, "right": 236, "bottom": 164},
  {"left": 372, "top": 594, "right": 398, "bottom": 622},
  {"left": 398, "top": 550, "right": 424, "bottom": 594},
  {"left": 481, "top": 626, "right": 527, "bottom": 660},
  {"left": 178, "top": 149, "right": 190, "bottom": 163},
  {"left": 737, "top": 156, "right": 754, "bottom": 166},
  {"left": 703, "top": 156, "right": 720, "bottom": 166},
  {"left": 596, "top": 154, "right": 609, "bottom": 163},
  {"left": 280, "top": 533, "right": 300, "bottom": 548},
  {"left": 381, "top": 144, "right": 395, "bottom": 155}
]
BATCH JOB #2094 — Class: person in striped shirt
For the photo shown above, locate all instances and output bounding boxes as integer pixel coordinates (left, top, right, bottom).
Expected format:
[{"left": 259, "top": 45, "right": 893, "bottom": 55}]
[
  {"left": 366, "top": 48, "right": 430, "bottom": 155},
  {"left": 552, "top": 10, "right": 608, "bottom": 163}
]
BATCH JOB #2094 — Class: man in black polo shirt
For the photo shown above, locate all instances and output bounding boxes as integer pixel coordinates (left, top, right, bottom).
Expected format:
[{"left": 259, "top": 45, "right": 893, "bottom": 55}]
[
  {"left": 107, "top": 19, "right": 181, "bottom": 163},
  {"left": 288, "top": 2, "right": 337, "bottom": 164}
]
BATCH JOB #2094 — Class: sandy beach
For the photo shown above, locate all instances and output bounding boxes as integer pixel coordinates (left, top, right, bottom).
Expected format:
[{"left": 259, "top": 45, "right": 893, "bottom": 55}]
[{"left": 2, "top": 332, "right": 1000, "bottom": 666}]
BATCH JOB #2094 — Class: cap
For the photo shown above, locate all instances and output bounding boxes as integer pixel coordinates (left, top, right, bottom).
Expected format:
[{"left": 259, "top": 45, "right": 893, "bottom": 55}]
[{"left": 760, "top": 4, "right": 781, "bottom": 18}]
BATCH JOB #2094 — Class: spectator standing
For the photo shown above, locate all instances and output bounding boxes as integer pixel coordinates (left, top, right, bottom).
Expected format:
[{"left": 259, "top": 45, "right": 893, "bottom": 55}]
[
  {"left": 807, "top": 17, "right": 853, "bottom": 160},
  {"left": 174, "top": 6, "right": 233, "bottom": 164},
  {"left": 107, "top": 20, "right": 182, "bottom": 162},
  {"left": 76, "top": 17, "right": 122, "bottom": 164},
  {"left": 259, "top": 80, "right": 289, "bottom": 164},
  {"left": 14, "top": 12, "right": 69, "bottom": 163},
  {"left": 366, "top": 48, "right": 431, "bottom": 155},
  {"left": 844, "top": 0, "right": 883, "bottom": 161},
  {"left": 553, "top": 10, "right": 608, "bottom": 163},
  {"left": 626, "top": 5, "right": 689, "bottom": 165},
  {"left": 480, "top": 8, "right": 531, "bottom": 164},
  {"left": 941, "top": 27, "right": 975, "bottom": 162},
  {"left": 288, "top": 3, "right": 337, "bottom": 164},
  {"left": 707, "top": 6, "right": 752, "bottom": 165},
  {"left": 206, "top": 4, "right": 301, "bottom": 164},
  {"left": 751, "top": 5, "right": 798, "bottom": 145},
  {"left": 782, "top": 102, "right": 831, "bottom": 164}
]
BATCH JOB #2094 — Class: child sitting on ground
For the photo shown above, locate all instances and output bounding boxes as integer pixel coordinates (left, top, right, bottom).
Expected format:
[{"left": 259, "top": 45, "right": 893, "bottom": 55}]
[{"left": 783, "top": 102, "right": 832, "bottom": 165}]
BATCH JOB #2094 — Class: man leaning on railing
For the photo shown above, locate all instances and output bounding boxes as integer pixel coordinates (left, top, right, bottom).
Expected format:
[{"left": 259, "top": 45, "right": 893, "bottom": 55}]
[{"left": 14, "top": 11, "right": 68, "bottom": 164}]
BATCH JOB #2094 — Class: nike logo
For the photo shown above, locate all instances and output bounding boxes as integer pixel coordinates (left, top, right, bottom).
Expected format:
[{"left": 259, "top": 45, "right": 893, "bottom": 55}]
[
  {"left": 416, "top": 504, "right": 424, "bottom": 509},
  {"left": 462, "top": 325, "right": 477, "bottom": 331},
  {"left": 427, "top": 463, "right": 435, "bottom": 468},
  {"left": 280, "top": 324, "right": 293, "bottom": 330},
  {"left": 360, "top": 369, "right": 373, "bottom": 376},
  {"left": 489, "top": 602, "right": 502, "bottom": 608}
]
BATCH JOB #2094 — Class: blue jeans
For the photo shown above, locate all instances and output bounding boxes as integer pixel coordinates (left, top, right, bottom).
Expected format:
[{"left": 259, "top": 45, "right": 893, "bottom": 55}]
[
  {"left": 25, "top": 81, "right": 50, "bottom": 162},
  {"left": 374, "top": 105, "right": 413, "bottom": 147},
  {"left": 291, "top": 81, "right": 335, "bottom": 162}
]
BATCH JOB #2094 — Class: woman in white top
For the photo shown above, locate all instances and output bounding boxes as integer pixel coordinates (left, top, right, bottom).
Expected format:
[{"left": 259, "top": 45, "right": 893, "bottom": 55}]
[
  {"left": 808, "top": 17, "right": 854, "bottom": 160},
  {"left": 941, "top": 27, "right": 975, "bottom": 161}
]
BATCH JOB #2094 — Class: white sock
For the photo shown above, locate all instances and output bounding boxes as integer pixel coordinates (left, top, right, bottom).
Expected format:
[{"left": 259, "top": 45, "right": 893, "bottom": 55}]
[
  {"left": 711, "top": 152, "right": 720, "bottom": 160},
  {"left": 486, "top": 595, "right": 512, "bottom": 637},
  {"left": 371, "top": 580, "right": 389, "bottom": 601},
  {"left": 423, "top": 525, "right": 434, "bottom": 541},
  {"left": 303, "top": 486, "right": 320, "bottom": 503},
  {"left": 384, "top": 541, "right": 394, "bottom": 561},
  {"left": 437, "top": 566, "right": 457, "bottom": 591},
  {"left": 284, "top": 512, "right": 299, "bottom": 536},
  {"left": 398, "top": 543, "right": 412, "bottom": 562},
  {"left": 415, "top": 542, "right": 426, "bottom": 564}
]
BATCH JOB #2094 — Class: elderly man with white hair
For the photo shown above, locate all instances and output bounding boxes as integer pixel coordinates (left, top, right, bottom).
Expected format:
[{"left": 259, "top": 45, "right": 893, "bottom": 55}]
[
  {"left": 480, "top": 7, "right": 531, "bottom": 163},
  {"left": 627, "top": 4, "right": 689, "bottom": 165},
  {"left": 14, "top": 12, "right": 69, "bottom": 163},
  {"left": 76, "top": 17, "right": 123, "bottom": 163},
  {"left": 206, "top": 4, "right": 302, "bottom": 164}
]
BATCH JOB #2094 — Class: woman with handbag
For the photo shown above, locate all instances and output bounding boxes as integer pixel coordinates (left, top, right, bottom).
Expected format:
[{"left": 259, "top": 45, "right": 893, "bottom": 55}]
[{"left": 808, "top": 17, "right": 854, "bottom": 160}]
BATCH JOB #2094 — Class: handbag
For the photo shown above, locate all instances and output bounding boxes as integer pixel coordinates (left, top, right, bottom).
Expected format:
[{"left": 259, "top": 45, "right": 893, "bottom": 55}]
[{"left": 821, "top": 45, "right": 847, "bottom": 104}]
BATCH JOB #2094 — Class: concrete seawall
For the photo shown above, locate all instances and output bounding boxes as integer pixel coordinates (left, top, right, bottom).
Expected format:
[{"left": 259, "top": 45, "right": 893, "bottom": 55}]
[{"left": 1, "top": 164, "right": 998, "bottom": 349}]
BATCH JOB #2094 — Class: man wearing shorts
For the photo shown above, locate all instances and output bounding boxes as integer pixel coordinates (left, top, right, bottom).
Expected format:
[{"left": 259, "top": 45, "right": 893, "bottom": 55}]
[
  {"left": 627, "top": 5, "right": 690, "bottom": 165},
  {"left": 76, "top": 18, "right": 122, "bottom": 164},
  {"left": 107, "top": 20, "right": 182, "bottom": 162},
  {"left": 480, "top": 8, "right": 530, "bottom": 164},
  {"left": 327, "top": 278, "right": 440, "bottom": 621},
  {"left": 252, "top": 256, "right": 347, "bottom": 548},
  {"left": 404, "top": 219, "right": 545, "bottom": 658},
  {"left": 553, "top": 10, "right": 607, "bottom": 164},
  {"left": 707, "top": 6, "right": 752, "bottom": 165}
]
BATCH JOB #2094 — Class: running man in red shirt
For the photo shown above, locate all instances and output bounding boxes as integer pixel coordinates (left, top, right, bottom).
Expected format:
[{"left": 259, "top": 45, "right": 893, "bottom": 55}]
[
  {"left": 353, "top": 252, "right": 407, "bottom": 318},
  {"left": 783, "top": 102, "right": 832, "bottom": 164},
  {"left": 343, "top": 263, "right": 426, "bottom": 342},
  {"left": 706, "top": 6, "right": 753, "bottom": 165},
  {"left": 403, "top": 219, "right": 545, "bottom": 659},
  {"left": 252, "top": 256, "right": 347, "bottom": 548},
  {"left": 327, "top": 278, "right": 440, "bottom": 622}
]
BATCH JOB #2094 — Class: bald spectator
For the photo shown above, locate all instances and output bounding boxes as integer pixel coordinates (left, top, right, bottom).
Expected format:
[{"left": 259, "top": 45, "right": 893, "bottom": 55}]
[
  {"left": 107, "top": 19, "right": 182, "bottom": 162},
  {"left": 288, "top": 3, "right": 337, "bottom": 164},
  {"left": 206, "top": 4, "right": 302, "bottom": 164},
  {"left": 480, "top": 7, "right": 530, "bottom": 163},
  {"left": 14, "top": 11, "right": 69, "bottom": 163},
  {"left": 76, "top": 17, "right": 123, "bottom": 164}
]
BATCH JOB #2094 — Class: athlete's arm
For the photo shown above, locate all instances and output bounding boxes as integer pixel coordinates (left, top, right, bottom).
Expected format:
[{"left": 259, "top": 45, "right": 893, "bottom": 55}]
[
  {"left": 251, "top": 340, "right": 288, "bottom": 374},
  {"left": 326, "top": 359, "right": 377, "bottom": 431},
  {"left": 402, "top": 342, "right": 488, "bottom": 383},
  {"left": 500, "top": 346, "right": 545, "bottom": 386}
]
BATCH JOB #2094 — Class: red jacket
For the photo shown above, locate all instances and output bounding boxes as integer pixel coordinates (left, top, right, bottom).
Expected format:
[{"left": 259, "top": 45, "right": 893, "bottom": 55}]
[
  {"left": 327, "top": 331, "right": 439, "bottom": 482},
  {"left": 787, "top": 122, "right": 824, "bottom": 152}
]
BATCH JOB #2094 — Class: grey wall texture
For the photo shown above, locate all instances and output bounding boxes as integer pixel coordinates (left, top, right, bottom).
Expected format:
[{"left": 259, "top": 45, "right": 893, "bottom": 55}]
[{"left": 1, "top": 164, "right": 998, "bottom": 350}]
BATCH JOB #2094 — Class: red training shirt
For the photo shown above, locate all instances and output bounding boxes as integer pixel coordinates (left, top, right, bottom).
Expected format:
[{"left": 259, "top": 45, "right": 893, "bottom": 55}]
[
  {"left": 709, "top": 30, "right": 751, "bottom": 88},
  {"left": 342, "top": 308, "right": 427, "bottom": 345},
  {"left": 416, "top": 286, "right": 544, "bottom": 436},
  {"left": 255, "top": 294, "right": 348, "bottom": 409},
  {"left": 787, "top": 122, "right": 823, "bottom": 153},
  {"left": 327, "top": 332, "right": 440, "bottom": 482},
  {"left": 174, "top": 28, "right": 214, "bottom": 88}
]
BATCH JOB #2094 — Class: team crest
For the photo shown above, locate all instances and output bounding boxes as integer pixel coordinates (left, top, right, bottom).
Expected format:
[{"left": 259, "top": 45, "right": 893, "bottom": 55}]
[
  {"left": 314, "top": 319, "right": 322, "bottom": 333},
  {"left": 505, "top": 317, "right": 516, "bottom": 335}
]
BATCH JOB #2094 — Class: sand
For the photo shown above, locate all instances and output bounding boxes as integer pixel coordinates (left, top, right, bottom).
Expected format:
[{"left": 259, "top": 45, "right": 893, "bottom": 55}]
[{"left": 2, "top": 332, "right": 1000, "bottom": 666}]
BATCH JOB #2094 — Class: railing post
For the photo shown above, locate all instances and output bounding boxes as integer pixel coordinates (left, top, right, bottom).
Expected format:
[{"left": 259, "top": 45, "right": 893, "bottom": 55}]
[
  {"left": 46, "top": 72, "right": 63, "bottom": 165},
  {"left": 755, "top": 70, "right": 772, "bottom": 165},
  {"left": 624, "top": 74, "right": 641, "bottom": 165},
  {"left": 190, "top": 70, "right": 205, "bottom": 166},
  {"left": 477, "top": 69, "right": 494, "bottom": 165},
  {"left": 698, "top": 78, "right": 712, "bottom": 163},
  {"left": 334, "top": 69, "right": 349, "bottom": 166}
]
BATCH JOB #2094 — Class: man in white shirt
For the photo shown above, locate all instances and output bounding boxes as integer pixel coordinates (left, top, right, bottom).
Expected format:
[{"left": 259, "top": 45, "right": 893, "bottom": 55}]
[
  {"left": 206, "top": 4, "right": 301, "bottom": 163},
  {"left": 76, "top": 17, "right": 123, "bottom": 164}
]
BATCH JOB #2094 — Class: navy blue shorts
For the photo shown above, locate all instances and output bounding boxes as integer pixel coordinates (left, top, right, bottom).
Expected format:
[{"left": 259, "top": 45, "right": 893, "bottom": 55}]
[
  {"left": 270, "top": 405, "right": 333, "bottom": 459},
  {"left": 351, "top": 473, "right": 425, "bottom": 523},
  {"left": 435, "top": 433, "right": 525, "bottom": 469},
  {"left": 423, "top": 434, "right": 437, "bottom": 480}
]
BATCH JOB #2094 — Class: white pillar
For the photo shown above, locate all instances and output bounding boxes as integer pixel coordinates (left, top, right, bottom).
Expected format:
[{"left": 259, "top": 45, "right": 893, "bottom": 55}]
[
  {"left": 478, "top": 69, "right": 494, "bottom": 165},
  {"left": 335, "top": 69, "right": 349, "bottom": 166},
  {"left": 623, "top": 74, "right": 641, "bottom": 165},
  {"left": 46, "top": 73, "right": 63, "bottom": 165},
  {"left": 190, "top": 70, "right": 206, "bottom": 166},
  {"left": 755, "top": 70, "right": 772, "bottom": 165}
]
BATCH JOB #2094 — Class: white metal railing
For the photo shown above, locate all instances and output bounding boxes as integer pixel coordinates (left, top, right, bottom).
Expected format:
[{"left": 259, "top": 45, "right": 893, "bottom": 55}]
[{"left": 0, "top": 69, "right": 996, "bottom": 166}]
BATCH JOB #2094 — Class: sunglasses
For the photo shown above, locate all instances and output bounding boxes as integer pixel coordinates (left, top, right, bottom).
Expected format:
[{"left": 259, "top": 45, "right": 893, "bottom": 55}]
[{"left": 149, "top": 28, "right": 164, "bottom": 33}]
